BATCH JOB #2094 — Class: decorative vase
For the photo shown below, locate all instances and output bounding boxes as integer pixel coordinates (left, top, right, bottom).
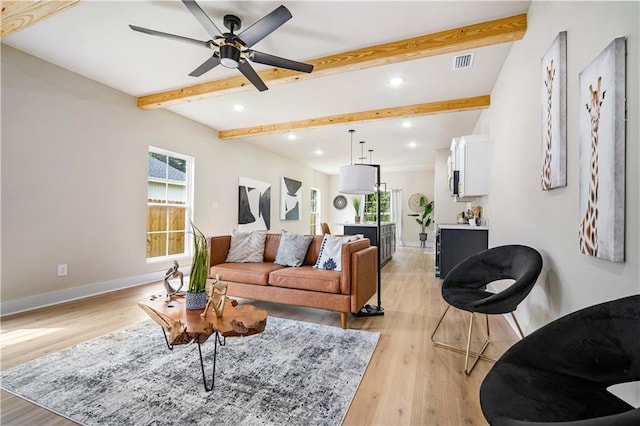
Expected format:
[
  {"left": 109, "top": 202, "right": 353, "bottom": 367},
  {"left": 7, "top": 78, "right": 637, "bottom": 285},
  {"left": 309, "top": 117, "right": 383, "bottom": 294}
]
[
  {"left": 355, "top": 215, "right": 361, "bottom": 223},
  {"left": 185, "top": 291, "right": 207, "bottom": 310}
]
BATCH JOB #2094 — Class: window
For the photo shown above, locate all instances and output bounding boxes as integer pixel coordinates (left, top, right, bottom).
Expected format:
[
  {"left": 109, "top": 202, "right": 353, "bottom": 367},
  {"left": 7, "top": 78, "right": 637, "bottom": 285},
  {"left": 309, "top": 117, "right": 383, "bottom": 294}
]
[
  {"left": 363, "top": 191, "right": 391, "bottom": 223},
  {"left": 147, "top": 147, "right": 193, "bottom": 262},
  {"left": 310, "top": 187, "right": 320, "bottom": 234}
]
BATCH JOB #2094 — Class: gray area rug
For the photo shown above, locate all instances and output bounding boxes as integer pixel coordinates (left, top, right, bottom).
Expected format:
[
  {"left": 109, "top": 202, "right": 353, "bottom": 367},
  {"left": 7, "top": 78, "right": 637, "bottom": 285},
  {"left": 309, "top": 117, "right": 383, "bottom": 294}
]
[{"left": 1, "top": 316, "right": 379, "bottom": 425}]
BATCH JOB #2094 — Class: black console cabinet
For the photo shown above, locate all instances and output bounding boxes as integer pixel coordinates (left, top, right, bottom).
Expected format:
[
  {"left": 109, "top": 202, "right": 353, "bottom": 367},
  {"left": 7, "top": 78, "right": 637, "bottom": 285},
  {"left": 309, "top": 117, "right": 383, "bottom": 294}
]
[
  {"left": 343, "top": 223, "right": 396, "bottom": 266},
  {"left": 436, "top": 226, "right": 488, "bottom": 279}
]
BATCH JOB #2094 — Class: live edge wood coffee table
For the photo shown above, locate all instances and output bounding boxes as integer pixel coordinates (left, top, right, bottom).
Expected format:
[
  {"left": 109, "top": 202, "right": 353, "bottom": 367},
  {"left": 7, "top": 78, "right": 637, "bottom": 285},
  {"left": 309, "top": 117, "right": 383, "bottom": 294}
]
[{"left": 138, "top": 291, "right": 267, "bottom": 391}]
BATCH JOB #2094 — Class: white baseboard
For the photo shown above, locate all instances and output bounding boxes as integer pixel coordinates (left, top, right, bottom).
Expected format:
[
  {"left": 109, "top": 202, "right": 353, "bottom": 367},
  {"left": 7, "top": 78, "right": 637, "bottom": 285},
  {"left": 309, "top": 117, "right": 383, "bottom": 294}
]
[
  {"left": 0, "top": 267, "right": 190, "bottom": 317},
  {"left": 403, "top": 241, "right": 435, "bottom": 248}
]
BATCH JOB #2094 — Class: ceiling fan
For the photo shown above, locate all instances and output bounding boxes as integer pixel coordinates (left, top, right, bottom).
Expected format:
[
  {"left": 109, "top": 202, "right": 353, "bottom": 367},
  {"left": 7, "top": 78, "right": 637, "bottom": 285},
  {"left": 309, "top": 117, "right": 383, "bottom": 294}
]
[{"left": 129, "top": 0, "right": 313, "bottom": 91}]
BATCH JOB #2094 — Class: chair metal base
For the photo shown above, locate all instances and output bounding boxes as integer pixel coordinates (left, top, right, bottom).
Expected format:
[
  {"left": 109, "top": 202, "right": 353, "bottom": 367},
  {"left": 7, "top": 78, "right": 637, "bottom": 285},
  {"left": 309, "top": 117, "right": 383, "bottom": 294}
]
[{"left": 431, "top": 304, "right": 525, "bottom": 375}]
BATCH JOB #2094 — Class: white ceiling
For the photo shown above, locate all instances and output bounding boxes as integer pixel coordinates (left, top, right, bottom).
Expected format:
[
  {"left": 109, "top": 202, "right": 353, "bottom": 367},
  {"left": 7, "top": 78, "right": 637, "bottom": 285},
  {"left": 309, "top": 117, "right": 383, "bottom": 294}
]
[{"left": 2, "top": 0, "right": 531, "bottom": 175}]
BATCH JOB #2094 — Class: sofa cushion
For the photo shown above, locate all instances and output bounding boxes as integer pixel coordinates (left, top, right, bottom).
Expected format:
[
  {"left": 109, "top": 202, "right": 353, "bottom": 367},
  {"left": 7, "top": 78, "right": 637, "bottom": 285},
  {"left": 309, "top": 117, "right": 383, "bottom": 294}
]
[
  {"left": 210, "top": 262, "right": 285, "bottom": 286},
  {"left": 225, "top": 230, "right": 267, "bottom": 263},
  {"left": 263, "top": 234, "right": 282, "bottom": 262},
  {"left": 269, "top": 266, "right": 341, "bottom": 293},
  {"left": 303, "top": 236, "right": 324, "bottom": 266},
  {"left": 314, "top": 235, "right": 357, "bottom": 271},
  {"left": 274, "top": 232, "right": 313, "bottom": 267}
]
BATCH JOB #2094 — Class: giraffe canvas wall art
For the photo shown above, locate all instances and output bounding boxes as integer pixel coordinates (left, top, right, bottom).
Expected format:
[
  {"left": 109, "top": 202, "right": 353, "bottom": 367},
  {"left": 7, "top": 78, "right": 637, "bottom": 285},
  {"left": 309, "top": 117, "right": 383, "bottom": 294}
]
[
  {"left": 540, "top": 31, "right": 567, "bottom": 190},
  {"left": 578, "top": 37, "right": 626, "bottom": 262}
]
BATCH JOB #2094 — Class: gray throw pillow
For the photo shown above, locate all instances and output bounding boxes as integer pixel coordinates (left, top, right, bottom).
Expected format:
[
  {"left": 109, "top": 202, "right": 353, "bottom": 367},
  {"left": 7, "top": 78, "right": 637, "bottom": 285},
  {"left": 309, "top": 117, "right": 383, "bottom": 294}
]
[
  {"left": 274, "top": 232, "right": 313, "bottom": 267},
  {"left": 225, "top": 230, "right": 267, "bottom": 263}
]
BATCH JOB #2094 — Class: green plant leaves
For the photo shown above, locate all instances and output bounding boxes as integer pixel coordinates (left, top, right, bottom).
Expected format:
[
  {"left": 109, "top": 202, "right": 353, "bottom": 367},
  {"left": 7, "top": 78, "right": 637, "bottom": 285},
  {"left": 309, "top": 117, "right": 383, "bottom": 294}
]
[{"left": 188, "top": 221, "right": 208, "bottom": 293}]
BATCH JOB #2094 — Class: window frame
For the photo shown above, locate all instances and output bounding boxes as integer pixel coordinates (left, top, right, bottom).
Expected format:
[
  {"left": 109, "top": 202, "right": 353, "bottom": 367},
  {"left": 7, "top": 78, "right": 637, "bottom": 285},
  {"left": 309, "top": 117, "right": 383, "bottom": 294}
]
[
  {"left": 310, "top": 187, "right": 320, "bottom": 234},
  {"left": 146, "top": 146, "right": 194, "bottom": 264},
  {"left": 363, "top": 190, "right": 392, "bottom": 223}
]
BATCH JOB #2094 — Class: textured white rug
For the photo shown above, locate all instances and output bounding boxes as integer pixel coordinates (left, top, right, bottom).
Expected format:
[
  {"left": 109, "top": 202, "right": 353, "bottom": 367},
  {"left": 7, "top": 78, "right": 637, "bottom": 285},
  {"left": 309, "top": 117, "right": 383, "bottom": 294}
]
[{"left": 1, "top": 317, "right": 379, "bottom": 425}]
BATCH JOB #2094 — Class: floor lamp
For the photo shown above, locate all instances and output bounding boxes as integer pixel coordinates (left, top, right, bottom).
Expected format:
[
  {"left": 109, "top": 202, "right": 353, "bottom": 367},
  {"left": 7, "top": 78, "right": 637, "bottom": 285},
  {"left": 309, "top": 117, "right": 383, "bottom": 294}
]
[
  {"left": 359, "top": 164, "right": 384, "bottom": 317},
  {"left": 338, "top": 132, "right": 384, "bottom": 317}
]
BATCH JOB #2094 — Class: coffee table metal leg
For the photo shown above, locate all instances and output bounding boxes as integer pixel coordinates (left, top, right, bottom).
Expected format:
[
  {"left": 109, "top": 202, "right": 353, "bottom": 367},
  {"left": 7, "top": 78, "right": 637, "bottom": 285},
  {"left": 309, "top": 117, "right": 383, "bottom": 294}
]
[
  {"left": 161, "top": 328, "right": 174, "bottom": 350},
  {"left": 197, "top": 331, "right": 226, "bottom": 391}
]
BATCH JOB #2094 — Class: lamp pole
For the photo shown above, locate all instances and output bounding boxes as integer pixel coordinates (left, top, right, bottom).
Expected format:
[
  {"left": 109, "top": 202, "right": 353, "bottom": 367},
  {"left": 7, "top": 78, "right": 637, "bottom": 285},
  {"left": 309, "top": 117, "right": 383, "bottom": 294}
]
[{"left": 356, "top": 163, "right": 384, "bottom": 317}]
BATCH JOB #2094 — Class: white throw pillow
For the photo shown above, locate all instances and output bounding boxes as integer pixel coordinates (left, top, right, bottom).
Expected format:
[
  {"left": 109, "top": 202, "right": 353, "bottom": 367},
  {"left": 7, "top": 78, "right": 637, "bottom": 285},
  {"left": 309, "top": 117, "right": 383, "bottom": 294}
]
[
  {"left": 225, "top": 230, "right": 267, "bottom": 263},
  {"left": 313, "top": 235, "right": 356, "bottom": 271}
]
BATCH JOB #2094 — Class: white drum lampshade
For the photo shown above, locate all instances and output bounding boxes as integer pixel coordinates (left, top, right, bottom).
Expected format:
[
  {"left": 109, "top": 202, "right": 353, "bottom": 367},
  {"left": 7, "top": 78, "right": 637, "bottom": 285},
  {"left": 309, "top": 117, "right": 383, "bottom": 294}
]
[{"left": 338, "top": 164, "right": 376, "bottom": 195}]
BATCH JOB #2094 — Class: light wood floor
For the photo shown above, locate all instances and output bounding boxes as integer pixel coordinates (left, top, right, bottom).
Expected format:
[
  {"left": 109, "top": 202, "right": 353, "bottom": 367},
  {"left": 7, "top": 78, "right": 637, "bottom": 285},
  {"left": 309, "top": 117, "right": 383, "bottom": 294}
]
[{"left": 1, "top": 247, "right": 519, "bottom": 425}]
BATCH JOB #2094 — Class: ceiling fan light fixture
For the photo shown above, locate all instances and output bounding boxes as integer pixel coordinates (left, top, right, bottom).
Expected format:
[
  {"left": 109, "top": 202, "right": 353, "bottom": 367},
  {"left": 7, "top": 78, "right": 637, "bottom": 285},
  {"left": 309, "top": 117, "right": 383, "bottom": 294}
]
[
  {"left": 220, "top": 44, "right": 240, "bottom": 68},
  {"left": 129, "top": 2, "right": 312, "bottom": 91}
]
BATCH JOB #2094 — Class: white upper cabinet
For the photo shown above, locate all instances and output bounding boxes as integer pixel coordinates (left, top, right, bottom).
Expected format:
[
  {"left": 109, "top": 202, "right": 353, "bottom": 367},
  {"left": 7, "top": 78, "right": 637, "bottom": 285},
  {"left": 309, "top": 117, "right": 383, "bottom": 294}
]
[
  {"left": 450, "top": 134, "right": 490, "bottom": 199},
  {"left": 458, "top": 134, "right": 490, "bottom": 198}
]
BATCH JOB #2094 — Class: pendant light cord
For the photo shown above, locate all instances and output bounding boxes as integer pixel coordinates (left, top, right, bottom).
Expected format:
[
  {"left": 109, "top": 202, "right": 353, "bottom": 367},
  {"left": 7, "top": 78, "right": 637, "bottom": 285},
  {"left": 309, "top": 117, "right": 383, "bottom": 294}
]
[{"left": 348, "top": 129, "right": 355, "bottom": 165}]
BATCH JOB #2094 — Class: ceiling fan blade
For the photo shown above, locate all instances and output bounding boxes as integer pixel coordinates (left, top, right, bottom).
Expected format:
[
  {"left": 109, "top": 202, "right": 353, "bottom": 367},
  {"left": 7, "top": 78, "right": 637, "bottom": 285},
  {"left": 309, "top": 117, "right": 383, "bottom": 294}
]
[
  {"left": 188, "top": 54, "right": 221, "bottom": 77},
  {"left": 250, "top": 50, "right": 313, "bottom": 73},
  {"left": 129, "top": 25, "right": 212, "bottom": 49},
  {"left": 238, "top": 60, "right": 268, "bottom": 91},
  {"left": 237, "top": 5, "right": 292, "bottom": 48},
  {"left": 181, "top": 0, "right": 223, "bottom": 40}
]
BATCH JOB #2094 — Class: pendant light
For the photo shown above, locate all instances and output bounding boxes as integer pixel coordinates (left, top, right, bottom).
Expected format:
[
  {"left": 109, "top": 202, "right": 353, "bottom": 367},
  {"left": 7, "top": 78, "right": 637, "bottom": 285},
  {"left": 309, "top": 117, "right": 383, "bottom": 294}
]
[{"left": 338, "top": 130, "right": 376, "bottom": 195}]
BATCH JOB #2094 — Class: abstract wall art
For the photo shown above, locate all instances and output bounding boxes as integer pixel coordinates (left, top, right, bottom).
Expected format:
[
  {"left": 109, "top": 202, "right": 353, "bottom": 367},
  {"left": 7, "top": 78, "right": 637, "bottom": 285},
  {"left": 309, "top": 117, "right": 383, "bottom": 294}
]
[
  {"left": 540, "top": 31, "right": 567, "bottom": 190},
  {"left": 578, "top": 37, "right": 626, "bottom": 262},
  {"left": 280, "top": 176, "right": 302, "bottom": 220},
  {"left": 238, "top": 177, "right": 271, "bottom": 231}
]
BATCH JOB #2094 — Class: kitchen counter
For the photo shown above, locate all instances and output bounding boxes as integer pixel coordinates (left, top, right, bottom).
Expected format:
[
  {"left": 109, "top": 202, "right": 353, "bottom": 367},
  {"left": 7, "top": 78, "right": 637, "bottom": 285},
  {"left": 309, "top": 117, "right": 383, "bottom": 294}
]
[
  {"left": 334, "top": 222, "right": 396, "bottom": 227},
  {"left": 337, "top": 223, "right": 396, "bottom": 266},
  {"left": 436, "top": 224, "right": 489, "bottom": 278},
  {"left": 437, "top": 223, "right": 488, "bottom": 231}
]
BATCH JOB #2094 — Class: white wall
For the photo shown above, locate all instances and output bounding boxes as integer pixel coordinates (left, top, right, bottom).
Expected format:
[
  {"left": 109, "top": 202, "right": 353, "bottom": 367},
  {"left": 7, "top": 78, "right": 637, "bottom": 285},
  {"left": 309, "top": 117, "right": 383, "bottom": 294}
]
[
  {"left": 0, "top": 45, "right": 329, "bottom": 311},
  {"left": 479, "top": 0, "right": 639, "bottom": 332}
]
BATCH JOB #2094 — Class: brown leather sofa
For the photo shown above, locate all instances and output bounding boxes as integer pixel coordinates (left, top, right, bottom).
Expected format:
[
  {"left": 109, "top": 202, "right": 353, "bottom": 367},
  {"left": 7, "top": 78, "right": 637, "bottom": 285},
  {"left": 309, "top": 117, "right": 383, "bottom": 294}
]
[{"left": 207, "top": 233, "right": 378, "bottom": 328}]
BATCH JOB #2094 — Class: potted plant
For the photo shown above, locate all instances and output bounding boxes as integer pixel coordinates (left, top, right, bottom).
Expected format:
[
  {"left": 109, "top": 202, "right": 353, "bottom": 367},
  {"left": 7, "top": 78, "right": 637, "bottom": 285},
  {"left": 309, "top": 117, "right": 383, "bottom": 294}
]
[
  {"left": 352, "top": 197, "right": 361, "bottom": 223},
  {"left": 408, "top": 196, "right": 433, "bottom": 248},
  {"left": 186, "top": 221, "right": 209, "bottom": 309}
]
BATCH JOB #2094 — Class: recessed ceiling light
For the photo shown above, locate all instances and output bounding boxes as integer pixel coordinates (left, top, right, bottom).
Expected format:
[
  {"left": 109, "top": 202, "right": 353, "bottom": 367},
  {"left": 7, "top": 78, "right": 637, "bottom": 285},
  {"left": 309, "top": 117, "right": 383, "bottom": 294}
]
[
  {"left": 408, "top": 141, "right": 418, "bottom": 148},
  {"left": 401, "top": 120, "right": 412, "bottom": 128},
  {"left": 233, "top": 104, "right": 245, "bottom": 112},
  {"left": 314, "top": 149, "right": 323, "bottom": 156},
  {"left": 287, "top": 133, "right": 297, "bottom": 140},
  {"left": 389, "top": 77, "right": 404, "bottom": 86},
  {"left": 388, "top": 76, "right": 404, "bottom": 86}
]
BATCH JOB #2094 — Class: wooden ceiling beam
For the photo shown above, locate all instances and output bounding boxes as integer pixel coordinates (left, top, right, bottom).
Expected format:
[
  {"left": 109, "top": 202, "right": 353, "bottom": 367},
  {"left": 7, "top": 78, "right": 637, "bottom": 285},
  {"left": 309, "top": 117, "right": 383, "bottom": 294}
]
[
  {"left": 1, "top": 0, "right": 82, "bottom": 38},
  {"left": 218, "top": 95, "right": 490, "bottom": 140},
  {"left": 137, "top": 13, "right": 526, "bottom": 110}
]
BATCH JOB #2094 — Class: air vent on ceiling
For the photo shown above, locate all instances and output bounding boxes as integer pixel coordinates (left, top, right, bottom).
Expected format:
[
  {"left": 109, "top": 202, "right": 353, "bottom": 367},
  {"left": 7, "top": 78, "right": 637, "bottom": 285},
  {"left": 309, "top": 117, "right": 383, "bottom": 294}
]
[{"left": 453, "top": 52, "right": 474, "bottom": 70}]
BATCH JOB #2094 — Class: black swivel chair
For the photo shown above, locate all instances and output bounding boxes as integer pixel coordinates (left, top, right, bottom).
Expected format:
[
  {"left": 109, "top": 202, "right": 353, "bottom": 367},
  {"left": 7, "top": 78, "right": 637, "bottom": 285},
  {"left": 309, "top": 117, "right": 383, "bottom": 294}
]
[
  {"left": 431, "top": 244, "right": 543, "bottom": 375},
  {"left": 480, "top": 294, "right": 640, "bottom": 425}
]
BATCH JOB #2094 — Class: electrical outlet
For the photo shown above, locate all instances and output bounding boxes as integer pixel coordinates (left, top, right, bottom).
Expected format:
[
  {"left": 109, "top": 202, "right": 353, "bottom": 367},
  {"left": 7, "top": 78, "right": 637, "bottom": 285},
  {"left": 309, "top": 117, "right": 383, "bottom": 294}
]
[{"left": 57, "top": 264, "right": 68, "bottom": 277}]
